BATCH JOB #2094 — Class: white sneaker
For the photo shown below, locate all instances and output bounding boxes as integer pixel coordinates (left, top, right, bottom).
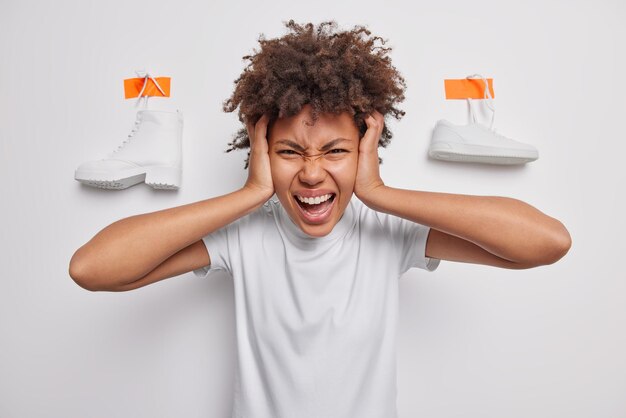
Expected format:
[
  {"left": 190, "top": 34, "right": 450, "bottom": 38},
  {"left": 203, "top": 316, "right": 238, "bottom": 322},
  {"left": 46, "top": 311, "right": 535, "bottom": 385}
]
[
  {"left": 429, "top": 74, "right": 538, "bottom": 165},
  {"left": 75, "top": 109, "right": 184, "bottom": 189}
]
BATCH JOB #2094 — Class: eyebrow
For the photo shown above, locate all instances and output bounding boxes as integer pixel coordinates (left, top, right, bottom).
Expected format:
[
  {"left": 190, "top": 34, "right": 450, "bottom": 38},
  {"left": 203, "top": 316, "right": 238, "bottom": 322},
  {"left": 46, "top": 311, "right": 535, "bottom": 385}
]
[{"left": 275, "top": 138, "right": 350, "bottom": 152}]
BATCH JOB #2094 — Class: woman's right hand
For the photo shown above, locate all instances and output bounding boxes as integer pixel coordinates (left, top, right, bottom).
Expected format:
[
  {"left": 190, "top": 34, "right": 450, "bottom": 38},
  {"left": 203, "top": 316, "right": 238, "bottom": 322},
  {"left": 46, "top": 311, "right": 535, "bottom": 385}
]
[{"left": 243, "top": 114, "right": 274, "bottom": 201}]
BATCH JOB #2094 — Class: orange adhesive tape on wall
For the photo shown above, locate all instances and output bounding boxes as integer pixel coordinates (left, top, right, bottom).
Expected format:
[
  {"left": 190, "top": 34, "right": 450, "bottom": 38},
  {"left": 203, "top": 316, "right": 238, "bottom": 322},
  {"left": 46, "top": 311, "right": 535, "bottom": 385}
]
[
  {"left": 444, "top": 78, "right": 494, "bottom": 99},
  {"left": 124, "top": 77, "right": 171, "bottom": 99}
]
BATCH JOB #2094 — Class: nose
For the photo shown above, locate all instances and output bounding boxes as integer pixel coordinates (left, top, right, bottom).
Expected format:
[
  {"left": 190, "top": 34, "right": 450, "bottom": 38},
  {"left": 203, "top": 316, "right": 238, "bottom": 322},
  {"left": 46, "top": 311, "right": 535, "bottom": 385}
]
[{"left": 298, "top": 157, "right": 327, "bottom": 186}]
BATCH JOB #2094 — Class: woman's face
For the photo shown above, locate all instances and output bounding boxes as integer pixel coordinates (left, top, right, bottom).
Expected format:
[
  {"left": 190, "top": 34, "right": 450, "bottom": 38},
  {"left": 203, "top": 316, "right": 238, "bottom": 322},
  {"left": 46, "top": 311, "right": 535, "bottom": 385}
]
[{"left": 268, "top": 104, "right": 360, "bottom": 237}]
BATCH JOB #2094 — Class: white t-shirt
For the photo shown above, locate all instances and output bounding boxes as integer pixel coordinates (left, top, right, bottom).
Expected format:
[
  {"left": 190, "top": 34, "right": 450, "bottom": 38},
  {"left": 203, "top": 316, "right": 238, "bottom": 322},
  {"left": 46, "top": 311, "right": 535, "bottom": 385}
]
[{"left": 193, "top": 196, "right": 440, "bottom": 418}]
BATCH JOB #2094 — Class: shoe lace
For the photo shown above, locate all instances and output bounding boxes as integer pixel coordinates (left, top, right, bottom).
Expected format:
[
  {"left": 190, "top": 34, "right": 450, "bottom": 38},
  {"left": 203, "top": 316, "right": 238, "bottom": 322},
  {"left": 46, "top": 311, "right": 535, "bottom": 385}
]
[
  {"left": 111, "top": 69, "right": 166, "bottom": 154},
  {"left": 112, "top": 114, "right": 142, "bottom": 154},
  {"left": 466, "top": 73, "right": 496, "bottom": 130},
  {"left": 134, "top": 69, "right": 166, "bottom": 109}
]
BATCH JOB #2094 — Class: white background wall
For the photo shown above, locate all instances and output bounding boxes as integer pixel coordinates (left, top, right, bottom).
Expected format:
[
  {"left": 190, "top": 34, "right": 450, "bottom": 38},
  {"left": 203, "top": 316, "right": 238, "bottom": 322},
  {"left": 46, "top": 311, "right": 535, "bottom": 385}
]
[{"left": 1, "top": 0, "right": 624, "bottom": 417}]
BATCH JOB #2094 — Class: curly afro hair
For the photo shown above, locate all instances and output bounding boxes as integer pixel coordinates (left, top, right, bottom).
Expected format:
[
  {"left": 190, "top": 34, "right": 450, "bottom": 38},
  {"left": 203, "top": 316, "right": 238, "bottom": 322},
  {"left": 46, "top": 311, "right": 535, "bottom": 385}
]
[{"left": 223, "top": 19, "right": 407, "bottom": 169}]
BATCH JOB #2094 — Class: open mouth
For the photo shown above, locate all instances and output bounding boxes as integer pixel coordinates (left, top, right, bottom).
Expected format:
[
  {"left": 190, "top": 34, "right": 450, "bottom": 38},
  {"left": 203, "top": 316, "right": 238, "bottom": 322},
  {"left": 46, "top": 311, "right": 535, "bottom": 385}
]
[{"left": 293, "top": 193, "right": 336, "bottom": 221}]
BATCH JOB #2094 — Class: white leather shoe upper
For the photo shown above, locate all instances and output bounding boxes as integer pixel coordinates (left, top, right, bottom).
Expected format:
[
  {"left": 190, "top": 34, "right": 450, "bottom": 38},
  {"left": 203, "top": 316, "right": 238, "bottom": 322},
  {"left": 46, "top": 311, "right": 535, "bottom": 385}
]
[
  {"left": 432, "top": 119, "right": 537, "bottom": 152},
  {"left": 76, "top": 158, "right": 141, "bottom": 172},
  {"left": 75, "top": 109, "right": 184, "bottom": 189},
  {"left": 106, "top": 110, "right": 183, "bottom": 168}
]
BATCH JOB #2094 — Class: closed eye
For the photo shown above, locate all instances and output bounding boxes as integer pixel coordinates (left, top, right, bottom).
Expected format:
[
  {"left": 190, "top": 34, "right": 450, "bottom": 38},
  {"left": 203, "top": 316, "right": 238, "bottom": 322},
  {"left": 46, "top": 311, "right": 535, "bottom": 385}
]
[{"left": 277, "top": 150, "right": 299, "bottom": 155}]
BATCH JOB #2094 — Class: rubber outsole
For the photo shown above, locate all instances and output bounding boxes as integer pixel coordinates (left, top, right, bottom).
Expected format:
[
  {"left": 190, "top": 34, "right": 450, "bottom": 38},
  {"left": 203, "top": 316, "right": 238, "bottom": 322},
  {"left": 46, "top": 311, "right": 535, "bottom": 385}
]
[
  {"left": 75, "top": 166, "right": 181, "bottom": 190},
  {"left": 429, "top": 143, "right": 538, "bottom": 165}
]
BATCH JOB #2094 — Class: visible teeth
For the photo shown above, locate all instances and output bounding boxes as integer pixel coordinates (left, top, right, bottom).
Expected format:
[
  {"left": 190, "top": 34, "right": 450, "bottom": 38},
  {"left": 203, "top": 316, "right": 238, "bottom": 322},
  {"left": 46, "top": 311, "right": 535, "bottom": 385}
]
[{"left": 297, "top": 193, "right": 332, "bottom": 205}]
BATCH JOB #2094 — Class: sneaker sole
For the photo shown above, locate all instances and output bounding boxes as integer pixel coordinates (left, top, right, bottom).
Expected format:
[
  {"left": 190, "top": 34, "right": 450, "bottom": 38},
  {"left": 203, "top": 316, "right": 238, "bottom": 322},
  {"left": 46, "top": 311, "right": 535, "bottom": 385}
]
[
  {"left": 429, "top": 142, "right": 538, "bottom": 165},
  {"left": 75, "top": 165, "right": 181, "bottom": 190}
]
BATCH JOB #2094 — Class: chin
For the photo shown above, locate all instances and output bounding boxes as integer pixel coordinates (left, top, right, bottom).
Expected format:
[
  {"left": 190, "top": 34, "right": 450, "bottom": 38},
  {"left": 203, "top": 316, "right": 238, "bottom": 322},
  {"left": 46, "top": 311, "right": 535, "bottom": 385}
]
[{"left": 297, "top": 222, "right": 335, "bottom": 238}]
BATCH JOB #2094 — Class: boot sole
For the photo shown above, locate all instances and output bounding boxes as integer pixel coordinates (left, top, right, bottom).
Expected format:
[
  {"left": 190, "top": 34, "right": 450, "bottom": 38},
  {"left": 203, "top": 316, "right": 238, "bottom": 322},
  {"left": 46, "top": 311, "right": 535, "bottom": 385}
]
[
  {"left": 75, "top": 165, "right": 181, "bottom": 190},
  {"left": 429, "top": 142, "right": 538, "bottom": 165}
]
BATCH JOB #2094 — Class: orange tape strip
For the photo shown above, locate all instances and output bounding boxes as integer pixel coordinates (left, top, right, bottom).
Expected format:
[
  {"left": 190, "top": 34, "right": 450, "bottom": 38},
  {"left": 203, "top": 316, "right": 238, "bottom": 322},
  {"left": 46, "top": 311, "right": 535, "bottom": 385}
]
[
  {"left": 444, "top": 78, "right": 495, "bottom": 100},
  {"left": 124, "top": 77, "right": 171, "bottom": 99}
]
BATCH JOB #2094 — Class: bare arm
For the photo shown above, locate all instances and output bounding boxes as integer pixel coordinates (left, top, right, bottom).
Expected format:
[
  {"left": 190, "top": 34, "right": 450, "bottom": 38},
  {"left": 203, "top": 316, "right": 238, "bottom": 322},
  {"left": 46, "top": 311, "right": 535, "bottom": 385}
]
[
  {"left": 69, "top": 114, "right": 274, "bottom": 291},
  {"left": 69, "top": 188, "right": 267, "bottom": 291},
  {"left": 367, "top": 187, "right": 572, "bottom": 267},
  {"left": 95, "top": 239, "right": 209, "bottom": 292},
  {"left": 354, "top": 111, "right": 571, "bottom": 269}
]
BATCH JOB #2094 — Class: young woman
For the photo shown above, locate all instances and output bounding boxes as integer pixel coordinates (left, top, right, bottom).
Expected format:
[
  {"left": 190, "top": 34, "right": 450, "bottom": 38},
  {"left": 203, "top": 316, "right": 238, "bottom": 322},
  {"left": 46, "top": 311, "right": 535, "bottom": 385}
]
[{"left": 69, "top": 20, "right": 571, "bottom": 418}]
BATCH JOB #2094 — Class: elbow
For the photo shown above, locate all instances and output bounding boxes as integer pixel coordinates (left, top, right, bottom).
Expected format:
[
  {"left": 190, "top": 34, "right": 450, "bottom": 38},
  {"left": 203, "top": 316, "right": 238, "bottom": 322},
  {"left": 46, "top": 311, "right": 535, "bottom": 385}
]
[
  {"left": 69, "top": 248, "right": 138, "bottom": 292},
  {"left": 533, "top": 222, "right": 573, "bottom": 267},
  {"left": 68, "top": 249, "right": 104, "bottom": 292},
  {"left": 546, "top": 221, "right": 572, "bottom": 264},
  {"left": 512, "top": 222, "right": 572, "bottom": 269}
]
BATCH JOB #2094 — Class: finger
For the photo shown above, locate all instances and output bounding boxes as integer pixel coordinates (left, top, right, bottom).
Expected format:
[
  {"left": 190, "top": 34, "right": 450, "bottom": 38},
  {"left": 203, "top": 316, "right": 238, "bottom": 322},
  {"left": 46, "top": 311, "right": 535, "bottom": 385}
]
[
  {"left": 370, "top": 109, "right": 385, "bottom": 121},
  {"left": 246, "top": 114, "right": 266, "bottom": 147},
  {"left": 371, "top": 111, "right": 385, "bottom": 135},
  {"left": 256, "top": 113, "right": 270, "bottom": 139},
  {"left": 366, "top": 111, "right": 386, "bottom": 129},
  {"left": 247, "top": 114, "right": 270, "bottom": 155},
  {"left": 254, "top": 114, "right": 270, "bottom": 152},
  {"left": 361, "top": 114, "right": 381, "bottom": 152}
]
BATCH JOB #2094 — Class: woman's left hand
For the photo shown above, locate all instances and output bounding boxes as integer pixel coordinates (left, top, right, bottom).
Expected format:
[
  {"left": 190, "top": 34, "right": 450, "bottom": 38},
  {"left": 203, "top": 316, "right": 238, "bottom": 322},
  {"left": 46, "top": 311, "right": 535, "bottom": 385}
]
[{"left": 354, "top": 110, "right": 387, "bottom": 206}]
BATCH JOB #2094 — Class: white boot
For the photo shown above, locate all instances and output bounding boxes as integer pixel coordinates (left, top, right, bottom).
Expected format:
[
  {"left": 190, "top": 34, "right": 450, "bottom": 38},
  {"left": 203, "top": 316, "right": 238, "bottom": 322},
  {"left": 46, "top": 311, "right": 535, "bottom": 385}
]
[{"left": 75, "top": 109, "right": 184, "bottom": 189}]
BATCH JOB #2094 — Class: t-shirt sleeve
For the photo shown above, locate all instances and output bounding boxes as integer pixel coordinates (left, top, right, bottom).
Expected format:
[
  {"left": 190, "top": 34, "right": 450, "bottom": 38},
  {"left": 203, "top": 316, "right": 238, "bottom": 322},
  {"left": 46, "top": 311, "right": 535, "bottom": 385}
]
[
  {"left": 397, "top": 217, "right": 440, "bottom": 274},
  {"left": 375, "top": 210, "right": 440, "bottom": 274},
  {"left": 192, "top": 221, "right": 236, "bottom": 279}
]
